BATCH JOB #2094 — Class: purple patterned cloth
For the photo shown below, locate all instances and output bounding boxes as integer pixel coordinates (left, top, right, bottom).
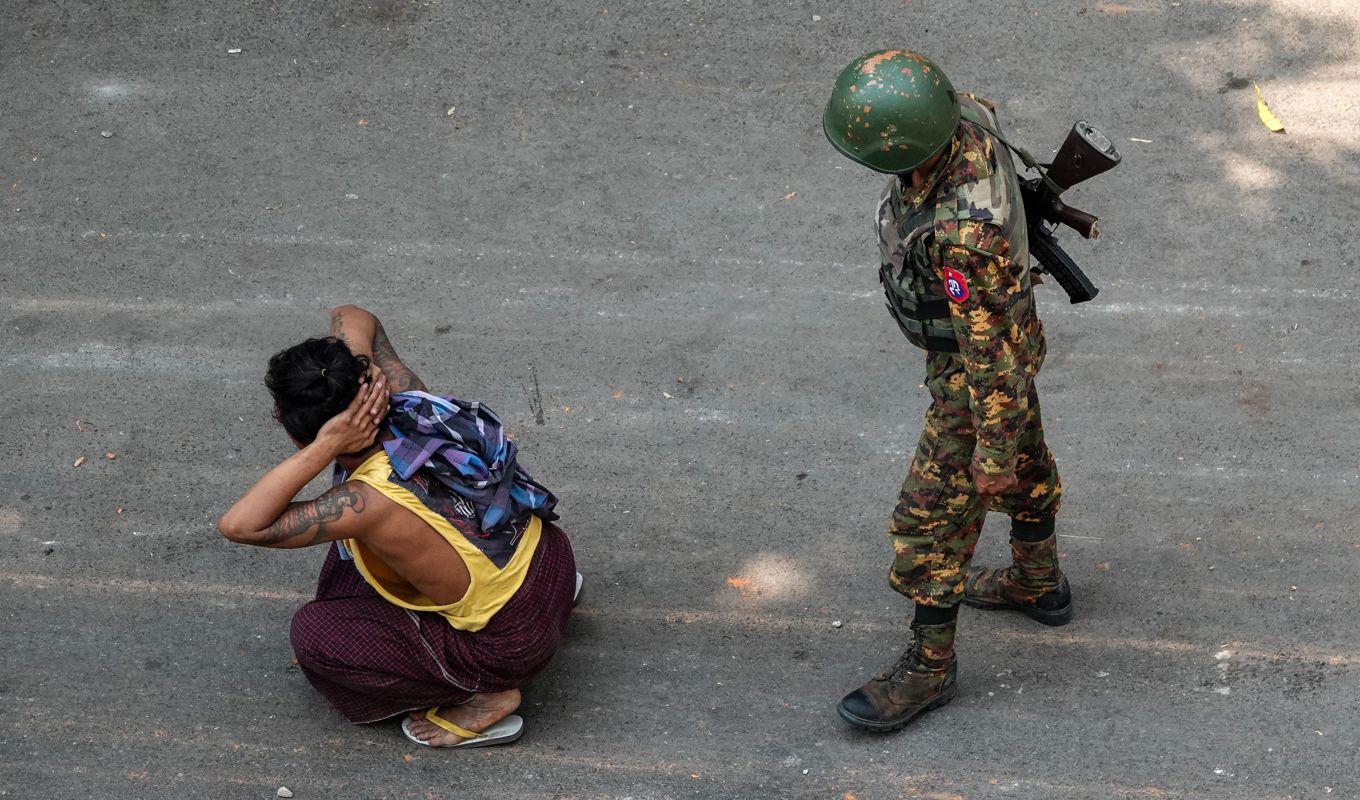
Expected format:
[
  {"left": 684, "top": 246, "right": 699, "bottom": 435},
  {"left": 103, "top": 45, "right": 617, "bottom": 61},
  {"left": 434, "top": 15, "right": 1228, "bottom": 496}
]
[
  {"left": 292, "top": 521, "right": 577, "bottom": 723},
  {"left": 382, "top": 391, "right": 558, "bottom": 533}
]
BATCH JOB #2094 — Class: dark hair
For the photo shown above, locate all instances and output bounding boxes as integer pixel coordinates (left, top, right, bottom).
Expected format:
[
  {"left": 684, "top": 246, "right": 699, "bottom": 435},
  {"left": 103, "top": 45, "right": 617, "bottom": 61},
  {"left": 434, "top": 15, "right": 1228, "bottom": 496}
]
[{"left": 264, "top": 337, "right": 370, "bottom": 444}]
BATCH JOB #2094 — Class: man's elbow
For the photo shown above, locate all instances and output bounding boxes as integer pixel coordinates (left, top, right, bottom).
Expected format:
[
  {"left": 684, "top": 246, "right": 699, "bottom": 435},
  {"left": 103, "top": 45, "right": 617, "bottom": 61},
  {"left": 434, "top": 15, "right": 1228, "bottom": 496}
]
[
  {"left": 216, "top": 515, "right": 256, "bottom": 544},
  {"left": 329, "top": 303, "right": 372, "bottom": 319}
]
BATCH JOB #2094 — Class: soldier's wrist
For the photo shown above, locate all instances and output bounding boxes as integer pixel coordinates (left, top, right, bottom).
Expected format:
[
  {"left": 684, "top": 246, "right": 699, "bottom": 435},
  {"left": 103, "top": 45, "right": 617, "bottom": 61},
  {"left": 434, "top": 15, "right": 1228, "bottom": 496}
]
[{"left": 972, "top": 449, "right": 1017, "bottom": 476}]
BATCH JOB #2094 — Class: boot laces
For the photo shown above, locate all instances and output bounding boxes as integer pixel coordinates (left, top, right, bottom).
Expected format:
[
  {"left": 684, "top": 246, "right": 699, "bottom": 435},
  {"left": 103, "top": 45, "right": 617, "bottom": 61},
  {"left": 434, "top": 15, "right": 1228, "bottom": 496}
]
[
  {"left": 881, "top": 623, "right": 936, "bottom": 683},
  {"left": 886, "top": 643, "right": 924, "bottom": 683}
]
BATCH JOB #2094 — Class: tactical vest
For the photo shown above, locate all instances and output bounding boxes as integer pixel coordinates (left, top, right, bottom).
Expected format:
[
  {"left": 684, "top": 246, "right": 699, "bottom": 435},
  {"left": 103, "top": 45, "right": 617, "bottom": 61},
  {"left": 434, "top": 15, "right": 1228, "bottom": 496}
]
[{"left": 877, "top": 99, "right": 1030, "bottom": 352}]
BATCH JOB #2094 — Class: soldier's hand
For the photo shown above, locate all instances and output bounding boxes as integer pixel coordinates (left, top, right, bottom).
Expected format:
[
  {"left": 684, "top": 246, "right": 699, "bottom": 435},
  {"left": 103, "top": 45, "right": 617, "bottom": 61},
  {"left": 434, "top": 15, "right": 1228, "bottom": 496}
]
[{"left": 972, "top": 461, "right": 1019, "bottom": 498}]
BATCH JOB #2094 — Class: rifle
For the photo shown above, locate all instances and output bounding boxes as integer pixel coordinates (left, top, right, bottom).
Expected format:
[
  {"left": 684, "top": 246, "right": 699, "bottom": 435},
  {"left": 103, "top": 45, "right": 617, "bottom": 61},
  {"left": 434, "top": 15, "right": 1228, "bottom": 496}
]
[{"left": 1018, "top": 121, "right": 1121, "bottom": 304}]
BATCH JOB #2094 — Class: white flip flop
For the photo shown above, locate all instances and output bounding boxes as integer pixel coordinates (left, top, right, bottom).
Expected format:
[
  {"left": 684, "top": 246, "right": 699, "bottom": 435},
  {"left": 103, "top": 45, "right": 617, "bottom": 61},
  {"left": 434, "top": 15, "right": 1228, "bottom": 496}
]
[
  {"left": 573, "top": 572, "right": 584, "bottom": 607},
  {"left": 400, "top": 708, "right": 524, "bottom": 749}
]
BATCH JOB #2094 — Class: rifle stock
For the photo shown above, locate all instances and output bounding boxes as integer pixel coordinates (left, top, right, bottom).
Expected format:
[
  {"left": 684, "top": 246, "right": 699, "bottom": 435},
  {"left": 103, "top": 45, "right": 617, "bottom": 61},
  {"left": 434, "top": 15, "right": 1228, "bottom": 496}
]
[{"left": 1019, "top": 121, "right": 1120, "bottom": 304}]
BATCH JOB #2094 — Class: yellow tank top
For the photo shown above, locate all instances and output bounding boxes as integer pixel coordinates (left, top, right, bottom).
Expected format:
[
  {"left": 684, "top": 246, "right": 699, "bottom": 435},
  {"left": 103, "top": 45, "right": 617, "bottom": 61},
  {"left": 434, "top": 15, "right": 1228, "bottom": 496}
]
[{"left": 343, "top": 450, "right": 542, "bottom": 632}]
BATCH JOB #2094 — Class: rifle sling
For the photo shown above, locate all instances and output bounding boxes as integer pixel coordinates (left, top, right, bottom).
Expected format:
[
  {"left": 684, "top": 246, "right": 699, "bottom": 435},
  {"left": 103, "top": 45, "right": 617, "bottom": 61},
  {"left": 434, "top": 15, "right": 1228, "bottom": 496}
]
[{"left": 957, "top": 104, "right": 1065, "bottom": 197}]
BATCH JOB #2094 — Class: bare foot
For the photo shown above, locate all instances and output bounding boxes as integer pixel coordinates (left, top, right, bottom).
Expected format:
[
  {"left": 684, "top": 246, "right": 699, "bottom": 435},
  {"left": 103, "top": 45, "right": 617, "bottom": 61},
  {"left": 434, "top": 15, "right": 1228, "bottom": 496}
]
[{"left": 405, "top": 689, "right": 521, "bottom": 746}]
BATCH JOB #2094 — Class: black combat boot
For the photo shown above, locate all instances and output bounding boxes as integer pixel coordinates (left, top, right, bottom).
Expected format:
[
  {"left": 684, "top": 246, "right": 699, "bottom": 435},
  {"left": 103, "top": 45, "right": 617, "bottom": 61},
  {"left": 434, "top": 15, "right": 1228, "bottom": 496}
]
[
  {"left": 963, "top": 517, "right": 1073, "bottom": 626},
  {"left": 838, "top": 619, "right": 958, "bottom": 732}
]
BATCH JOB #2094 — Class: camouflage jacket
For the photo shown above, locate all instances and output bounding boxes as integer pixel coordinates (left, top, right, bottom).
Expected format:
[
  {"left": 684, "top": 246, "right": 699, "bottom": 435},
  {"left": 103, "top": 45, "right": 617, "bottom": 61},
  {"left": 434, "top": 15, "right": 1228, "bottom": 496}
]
[{"left": 881, "top": 96, "right": 1047, "bottom": 476}]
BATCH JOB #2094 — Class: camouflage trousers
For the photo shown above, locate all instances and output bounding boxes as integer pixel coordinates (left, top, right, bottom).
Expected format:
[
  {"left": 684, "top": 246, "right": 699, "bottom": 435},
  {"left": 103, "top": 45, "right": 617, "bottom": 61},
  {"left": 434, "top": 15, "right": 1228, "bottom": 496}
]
[{"left": 888, "top": 352, "right": 1062, "bottom": 606}]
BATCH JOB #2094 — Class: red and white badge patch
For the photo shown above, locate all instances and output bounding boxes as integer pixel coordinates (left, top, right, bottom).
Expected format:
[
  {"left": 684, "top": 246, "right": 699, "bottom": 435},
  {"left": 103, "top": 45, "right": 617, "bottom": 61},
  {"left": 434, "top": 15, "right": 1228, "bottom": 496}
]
[{"left": 942, "top": 267, "right": 970, "bottom": 303}]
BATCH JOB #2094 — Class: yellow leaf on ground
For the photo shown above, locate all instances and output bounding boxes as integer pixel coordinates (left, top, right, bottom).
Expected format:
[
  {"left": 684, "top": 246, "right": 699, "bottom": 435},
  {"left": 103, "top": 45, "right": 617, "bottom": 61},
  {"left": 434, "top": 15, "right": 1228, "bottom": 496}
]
[{"left": 1254, "top": 84, "right": 1285, "bottom": 133}]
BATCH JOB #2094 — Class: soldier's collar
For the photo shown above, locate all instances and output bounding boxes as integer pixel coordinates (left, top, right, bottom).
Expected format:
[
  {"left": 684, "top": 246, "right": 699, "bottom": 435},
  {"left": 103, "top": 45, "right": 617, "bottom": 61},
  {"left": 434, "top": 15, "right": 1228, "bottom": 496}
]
[{"left": 897, "top": 134, "right": 962, "bottom": 210}]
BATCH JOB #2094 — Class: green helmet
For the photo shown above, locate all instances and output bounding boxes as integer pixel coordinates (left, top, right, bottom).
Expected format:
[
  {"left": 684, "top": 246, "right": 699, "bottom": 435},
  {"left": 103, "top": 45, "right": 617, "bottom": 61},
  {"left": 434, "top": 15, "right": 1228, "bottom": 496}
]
[{"left": 823, "top": 49, "right": 960, "bottom": 174}]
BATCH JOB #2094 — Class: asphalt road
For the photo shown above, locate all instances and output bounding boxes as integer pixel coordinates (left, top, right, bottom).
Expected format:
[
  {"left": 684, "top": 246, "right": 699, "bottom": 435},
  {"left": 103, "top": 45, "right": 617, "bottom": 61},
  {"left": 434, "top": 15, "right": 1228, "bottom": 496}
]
[{"left": 3, "top": 1, "right": 1358, "bottom": 798}]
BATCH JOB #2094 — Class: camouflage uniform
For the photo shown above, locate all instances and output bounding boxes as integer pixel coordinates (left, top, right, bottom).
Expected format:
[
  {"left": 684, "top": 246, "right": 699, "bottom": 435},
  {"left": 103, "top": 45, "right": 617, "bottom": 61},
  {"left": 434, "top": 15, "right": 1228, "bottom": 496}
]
[{"left": 878, "top": 96, "right": 1062, "bottom": 608}]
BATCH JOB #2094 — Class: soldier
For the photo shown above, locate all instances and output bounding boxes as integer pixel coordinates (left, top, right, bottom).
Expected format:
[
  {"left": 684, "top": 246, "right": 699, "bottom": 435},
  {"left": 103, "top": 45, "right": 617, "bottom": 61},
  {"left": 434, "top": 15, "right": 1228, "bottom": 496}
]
[{"left": 822, "top": 50, "right": 1073, "bottom": 732}]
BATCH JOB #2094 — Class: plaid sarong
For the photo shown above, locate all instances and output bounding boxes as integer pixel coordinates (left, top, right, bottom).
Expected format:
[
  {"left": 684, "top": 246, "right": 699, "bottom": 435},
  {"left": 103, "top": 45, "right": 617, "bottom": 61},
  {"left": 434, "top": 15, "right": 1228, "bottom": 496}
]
[
  {"left": 291, "top": 521, "right": 576, "bottom": 724},
  {"left": 383, "top": 391, "right": 557, "bottom": 534}
]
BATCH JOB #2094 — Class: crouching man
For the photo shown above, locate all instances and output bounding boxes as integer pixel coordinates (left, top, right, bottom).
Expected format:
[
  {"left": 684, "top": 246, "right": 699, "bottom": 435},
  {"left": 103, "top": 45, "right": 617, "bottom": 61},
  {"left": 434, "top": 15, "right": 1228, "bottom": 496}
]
[{"left": 218, "top": 305, "right": 578, "bottom": 749}]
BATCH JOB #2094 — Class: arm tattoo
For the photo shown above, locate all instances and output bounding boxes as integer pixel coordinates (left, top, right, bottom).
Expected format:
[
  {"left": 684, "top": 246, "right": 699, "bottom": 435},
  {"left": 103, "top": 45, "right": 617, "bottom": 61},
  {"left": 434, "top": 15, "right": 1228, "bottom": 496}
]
[
  {"left": 329, "top": 309, "right": 349, "bottom": 345},
  {"left": 260, "top": 485, "right": 366, "bottom": 545},
  {"left": 372, "top": 322, "right": 427, "bottom": 392}
]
